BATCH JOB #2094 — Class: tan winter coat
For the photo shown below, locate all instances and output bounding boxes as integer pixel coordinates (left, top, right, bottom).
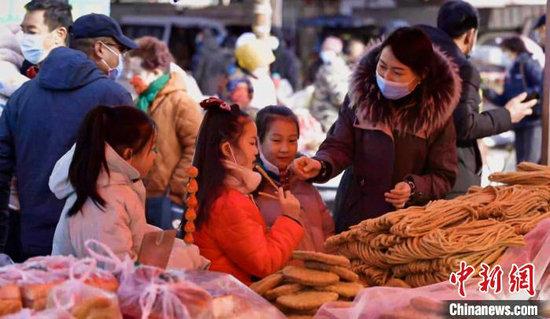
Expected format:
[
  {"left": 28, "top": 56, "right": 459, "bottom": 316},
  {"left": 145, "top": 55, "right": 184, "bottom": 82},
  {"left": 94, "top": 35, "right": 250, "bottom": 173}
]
[{"left": 143, "top": 72, "right": 202, "bottom": 205}]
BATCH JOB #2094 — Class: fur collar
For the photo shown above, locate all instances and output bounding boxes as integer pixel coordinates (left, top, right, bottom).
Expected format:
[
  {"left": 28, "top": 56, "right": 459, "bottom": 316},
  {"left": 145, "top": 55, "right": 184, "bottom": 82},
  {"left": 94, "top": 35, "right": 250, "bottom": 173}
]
[{"left": 349, "top": 44, "right": 461, "bottom": 137}]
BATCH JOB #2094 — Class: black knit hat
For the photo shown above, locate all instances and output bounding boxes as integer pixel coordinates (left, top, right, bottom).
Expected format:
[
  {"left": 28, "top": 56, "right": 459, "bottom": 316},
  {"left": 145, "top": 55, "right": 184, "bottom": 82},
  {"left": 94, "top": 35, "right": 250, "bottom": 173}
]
[{"left": 533, "top": 15, "right": 546, "bottom": 30}]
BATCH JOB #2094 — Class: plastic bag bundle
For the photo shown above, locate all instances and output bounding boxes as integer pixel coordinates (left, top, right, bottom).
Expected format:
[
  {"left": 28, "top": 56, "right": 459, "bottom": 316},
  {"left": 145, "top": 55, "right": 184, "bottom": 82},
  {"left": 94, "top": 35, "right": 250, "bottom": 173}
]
[
  {"left": 0, "top": 253, "right": 119, "bottom": 316},
  {"left": 1, "top": 308, "right": 72, "bottom": 319},
  {"left": 117, "top": 266, "right": 212, "bottom": 319},
  {"left": 178, "top": 270, "right": 286, "bottom": 319},
  {"left": 47, "top": 279, "right": 121, "bottom": 319}
]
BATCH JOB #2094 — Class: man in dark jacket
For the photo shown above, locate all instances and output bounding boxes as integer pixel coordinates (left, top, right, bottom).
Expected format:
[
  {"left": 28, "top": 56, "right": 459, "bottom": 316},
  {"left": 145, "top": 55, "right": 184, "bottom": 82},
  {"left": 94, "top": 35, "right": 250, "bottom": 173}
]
[
  {"left": 1, "top": 0, "right": 73, "bottom": 259},
  {"left": 419, "top": 0, "right": 536, "bottom": 197},
  {"left": 192, "top": 30, "right": 232, "bottom": 96},
  {"left": 0, "top": 14, "right": 136, "bottom": 260}
]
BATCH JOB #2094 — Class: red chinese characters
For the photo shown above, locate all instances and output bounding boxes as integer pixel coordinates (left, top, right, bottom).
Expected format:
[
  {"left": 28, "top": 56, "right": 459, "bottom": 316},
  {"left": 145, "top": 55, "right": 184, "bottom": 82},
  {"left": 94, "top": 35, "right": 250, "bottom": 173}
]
[
  {"left": 449, "top": 261, "right": 475, "bottom": 298},
  {"left": 478, "top": 263, "right": 504, "bottom": 294},
  {"left": 509, "top": 263, "right": 535, "bottom": 296},
  {"left": 449, "top": 262, "right": 536, "bottom": 298}
]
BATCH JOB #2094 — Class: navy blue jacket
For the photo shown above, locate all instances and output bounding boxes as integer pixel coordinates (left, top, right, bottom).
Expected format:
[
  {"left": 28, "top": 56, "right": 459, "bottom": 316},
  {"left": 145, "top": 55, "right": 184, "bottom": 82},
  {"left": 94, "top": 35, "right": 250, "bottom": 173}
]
[
  {"left": 0, "top": 47, "right": 132, "bottom": 257},
  {"left": 486, "top": 52, "right": 543, "bottom": 128}
]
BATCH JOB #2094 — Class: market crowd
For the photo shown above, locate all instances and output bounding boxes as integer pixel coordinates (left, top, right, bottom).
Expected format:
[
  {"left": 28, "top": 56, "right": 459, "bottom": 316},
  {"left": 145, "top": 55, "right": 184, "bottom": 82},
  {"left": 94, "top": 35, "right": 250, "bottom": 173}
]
[{"left": 0, "top": 0, "right": 543, "bottom": 285}]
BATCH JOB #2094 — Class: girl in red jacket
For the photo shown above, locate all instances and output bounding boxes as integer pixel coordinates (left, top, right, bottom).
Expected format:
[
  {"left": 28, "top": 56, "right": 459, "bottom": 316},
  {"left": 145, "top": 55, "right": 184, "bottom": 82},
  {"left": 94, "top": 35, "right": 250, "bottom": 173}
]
[{"left": 193, "top": 97, "right": 304, "bottom": 285}]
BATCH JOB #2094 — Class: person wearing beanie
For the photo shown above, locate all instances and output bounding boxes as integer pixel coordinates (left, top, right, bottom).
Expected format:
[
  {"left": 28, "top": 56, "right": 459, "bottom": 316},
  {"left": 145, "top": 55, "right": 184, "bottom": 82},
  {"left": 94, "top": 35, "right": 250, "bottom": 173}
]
[
  {"left": 225, "top": 76, "right": 256, "bottom": 116},
  {"left": 310, "top": 36, "right": 351, "bottom": 132},
  {"left": 234, "top": 35, "right": 277, "bottom": 110},
  {"left": 418, "top": 0, "right": 536, "bottom": 198},
  {"left": 485, "top": 36, "right": 543, "bottom": 164},
  {"left": 126, "top": 36, "right": 202, "bottom": 230},
  {"left": 533, "top": 14, "right": 546, "bottom": 50}
]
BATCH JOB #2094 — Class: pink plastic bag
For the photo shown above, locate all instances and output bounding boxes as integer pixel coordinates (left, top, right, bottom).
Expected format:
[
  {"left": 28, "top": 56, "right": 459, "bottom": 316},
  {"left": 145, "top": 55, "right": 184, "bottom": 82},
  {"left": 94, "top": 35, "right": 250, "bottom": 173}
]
[
  {"left": 0, "top": 252, "right": 120, "bottom": 316},
  {"left": 83, "top": 240, "right": 285, "bottom": 319},
  {"left": 177, "top": 270, "right": 286, "bottom": 319},
  {"left": 1, "top": 308, "right": 73, "bottom": 319},
  {"left": 46, "top": 279, "right": 121, "bottom": 318},
  {"left": 117, "top": 266, "right": 213, "bottom": 319},
  {"left": 316, "top": 218, "right": 550, "bottom": 319}
]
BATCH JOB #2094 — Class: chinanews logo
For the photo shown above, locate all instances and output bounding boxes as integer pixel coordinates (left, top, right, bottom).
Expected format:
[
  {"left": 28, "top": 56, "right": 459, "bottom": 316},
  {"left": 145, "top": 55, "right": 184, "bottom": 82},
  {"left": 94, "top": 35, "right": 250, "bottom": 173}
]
[{"left": 449, "top": 261, "right": 536, "bottom": 298}]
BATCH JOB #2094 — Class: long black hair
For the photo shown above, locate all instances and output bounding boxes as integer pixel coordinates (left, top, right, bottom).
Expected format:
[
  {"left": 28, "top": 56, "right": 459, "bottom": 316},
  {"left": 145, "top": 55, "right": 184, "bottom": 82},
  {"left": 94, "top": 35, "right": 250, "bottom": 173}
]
[
  {"left": 193, "top": 98, "right": 252, "bottom": 228},
  {"left": 67, "top": 106, "right": 156, "bottom": 217}
]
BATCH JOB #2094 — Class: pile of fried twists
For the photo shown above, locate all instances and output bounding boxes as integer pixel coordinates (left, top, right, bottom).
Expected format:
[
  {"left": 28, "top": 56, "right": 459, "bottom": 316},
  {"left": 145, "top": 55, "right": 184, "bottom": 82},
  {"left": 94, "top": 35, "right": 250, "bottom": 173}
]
[{"left": 325, "top": 162, "right": 550, "bottom": 288}]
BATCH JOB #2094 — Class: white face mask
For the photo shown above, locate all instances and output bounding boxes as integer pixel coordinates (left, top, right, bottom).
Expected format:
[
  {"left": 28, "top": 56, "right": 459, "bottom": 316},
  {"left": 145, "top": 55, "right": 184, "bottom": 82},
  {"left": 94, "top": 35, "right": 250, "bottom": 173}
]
[
  {"left": 100, "top": 42, "right": 124, "bottom": 80},
  {"left": 376, "top": 73, "right": 418, "bottom": 100},
  {"left": 319, "top": 50, "right": 337, "bottom": 64},
  {"left": 17, "top": 32, "right": 49, "bottom": 65},
  {"left": 223, "top": 144, "right": 262, "bottom": 194}
]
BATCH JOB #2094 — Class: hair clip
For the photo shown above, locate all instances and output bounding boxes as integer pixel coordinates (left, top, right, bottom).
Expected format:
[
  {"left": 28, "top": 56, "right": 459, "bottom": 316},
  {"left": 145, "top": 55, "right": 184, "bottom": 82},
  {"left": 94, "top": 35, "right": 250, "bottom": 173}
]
[
  {"left": 219, "top": 101, "right": 232, "bottom": 111},
  {"left": 200, "top": 97, "right": 233, "bottom": 112}
]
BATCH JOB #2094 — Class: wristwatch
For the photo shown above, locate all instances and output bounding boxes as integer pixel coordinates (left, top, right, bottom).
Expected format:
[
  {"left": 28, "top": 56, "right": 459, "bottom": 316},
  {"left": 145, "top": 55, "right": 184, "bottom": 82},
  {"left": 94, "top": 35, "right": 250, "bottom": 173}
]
[
  {"left": 405, "top": 177, "right": 417, "bottom": 197},
  {"left": 317, "top": 160, "right": 330, "bottom": 180}
]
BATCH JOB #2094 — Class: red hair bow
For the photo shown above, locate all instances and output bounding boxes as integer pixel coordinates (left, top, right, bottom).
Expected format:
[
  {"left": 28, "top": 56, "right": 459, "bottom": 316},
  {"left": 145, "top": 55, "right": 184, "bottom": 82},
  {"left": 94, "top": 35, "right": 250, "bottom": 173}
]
[{"left": 200, "top": 97, "right": 232, "bottom": 112}]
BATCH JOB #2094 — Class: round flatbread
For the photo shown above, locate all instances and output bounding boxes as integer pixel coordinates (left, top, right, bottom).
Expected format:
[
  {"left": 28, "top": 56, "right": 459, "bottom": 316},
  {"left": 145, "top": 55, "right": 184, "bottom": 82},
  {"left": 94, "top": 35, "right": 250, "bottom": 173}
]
[
  {"left": 282, "top": 266, "right": 339, "bottom": 287},
  {"left": 277, "top": 291, "right": 339, "bottom": 311},
  {"left": 315, "top": 282, "right": 364, "bottom": 298},
  {"left": 249, "top": 272, "right": 283, "bottom": 296},
  {"left": 293, "top": 251, "right": 351, "bottom": 268},
  {"left": 265, "top": 283, "right": 304, "bottom": 300},
  {"left": 304, "top": 261, "right": 359, "bottom": 282}
]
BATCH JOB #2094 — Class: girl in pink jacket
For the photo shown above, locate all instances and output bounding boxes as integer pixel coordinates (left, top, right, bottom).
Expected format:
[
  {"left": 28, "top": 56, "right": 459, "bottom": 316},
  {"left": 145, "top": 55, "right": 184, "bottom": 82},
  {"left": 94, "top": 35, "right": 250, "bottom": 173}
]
[
  {"left": 50, "top": 106, "right": 208, "bottom": 269},
  {"left": 254, "top": 106, "right": 334, "bottom": 252}
]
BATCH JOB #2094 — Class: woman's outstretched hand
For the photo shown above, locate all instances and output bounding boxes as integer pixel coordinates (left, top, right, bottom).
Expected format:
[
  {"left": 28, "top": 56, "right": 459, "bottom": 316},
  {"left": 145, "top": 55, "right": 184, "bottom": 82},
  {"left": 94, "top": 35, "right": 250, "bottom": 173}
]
[
  {"left": 291, "top": 157, "right": 322, "bottom": 181},
  {"left": 384, "top": 182, "right": 411, "bottom": 209}
]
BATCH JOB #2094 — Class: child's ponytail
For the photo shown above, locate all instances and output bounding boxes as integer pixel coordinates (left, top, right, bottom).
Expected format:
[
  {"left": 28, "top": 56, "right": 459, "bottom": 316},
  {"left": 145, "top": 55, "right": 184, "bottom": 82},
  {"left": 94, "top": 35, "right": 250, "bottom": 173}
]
[
  {"left": 67, "top": 106, "right": 110, "bottom": 216},
  {"left": 67, "top": 106, "right": 156, "bottom": 217}
]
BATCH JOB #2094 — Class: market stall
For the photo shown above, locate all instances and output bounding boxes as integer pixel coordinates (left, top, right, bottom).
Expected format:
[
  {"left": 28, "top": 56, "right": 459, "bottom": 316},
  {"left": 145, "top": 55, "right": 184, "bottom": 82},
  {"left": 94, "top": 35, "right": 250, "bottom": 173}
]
[{"left": 1, "top": 163, "right": 548, "bottom": 318}]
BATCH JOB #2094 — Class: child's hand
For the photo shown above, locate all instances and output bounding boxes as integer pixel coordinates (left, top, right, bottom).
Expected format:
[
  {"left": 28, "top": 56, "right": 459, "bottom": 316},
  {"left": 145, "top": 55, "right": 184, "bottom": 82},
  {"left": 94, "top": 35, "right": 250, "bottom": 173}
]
[{"left": 277, "top": 187, "right": 301, "bottom": 219}]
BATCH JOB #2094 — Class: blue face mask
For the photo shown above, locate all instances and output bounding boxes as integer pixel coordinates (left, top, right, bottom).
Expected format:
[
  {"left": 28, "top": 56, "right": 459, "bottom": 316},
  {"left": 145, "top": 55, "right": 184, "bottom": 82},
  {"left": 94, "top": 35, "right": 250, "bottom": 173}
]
[
  {"left": 376, "top": 73, "right": 417, "bottom": 100},
  {"left": 17, "top": 32, "right": 49, "bottom": 65},
  {"left": 100, "top": 42, "right": 124, "bottom": 80}
]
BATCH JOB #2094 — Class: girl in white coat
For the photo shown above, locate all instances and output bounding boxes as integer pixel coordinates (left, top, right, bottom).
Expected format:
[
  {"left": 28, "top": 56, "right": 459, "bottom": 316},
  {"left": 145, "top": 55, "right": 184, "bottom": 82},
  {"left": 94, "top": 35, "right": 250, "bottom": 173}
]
[{"left": 50, "top": 106, "right": 208, "bottom": 269}]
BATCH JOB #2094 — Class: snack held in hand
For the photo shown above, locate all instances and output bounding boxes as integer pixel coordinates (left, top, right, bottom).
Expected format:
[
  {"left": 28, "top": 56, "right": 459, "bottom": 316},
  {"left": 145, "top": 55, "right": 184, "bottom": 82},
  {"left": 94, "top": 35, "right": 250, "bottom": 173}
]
[{"left": 183, "top": 165, "right": 199, "bottom": 244}]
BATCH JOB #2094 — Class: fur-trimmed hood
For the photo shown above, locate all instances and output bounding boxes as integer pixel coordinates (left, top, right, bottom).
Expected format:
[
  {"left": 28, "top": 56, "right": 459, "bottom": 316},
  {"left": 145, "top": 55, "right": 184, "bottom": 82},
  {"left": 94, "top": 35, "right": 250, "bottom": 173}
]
[{"left": 349, "top": 44, "right": 461, "bottom": 137}]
